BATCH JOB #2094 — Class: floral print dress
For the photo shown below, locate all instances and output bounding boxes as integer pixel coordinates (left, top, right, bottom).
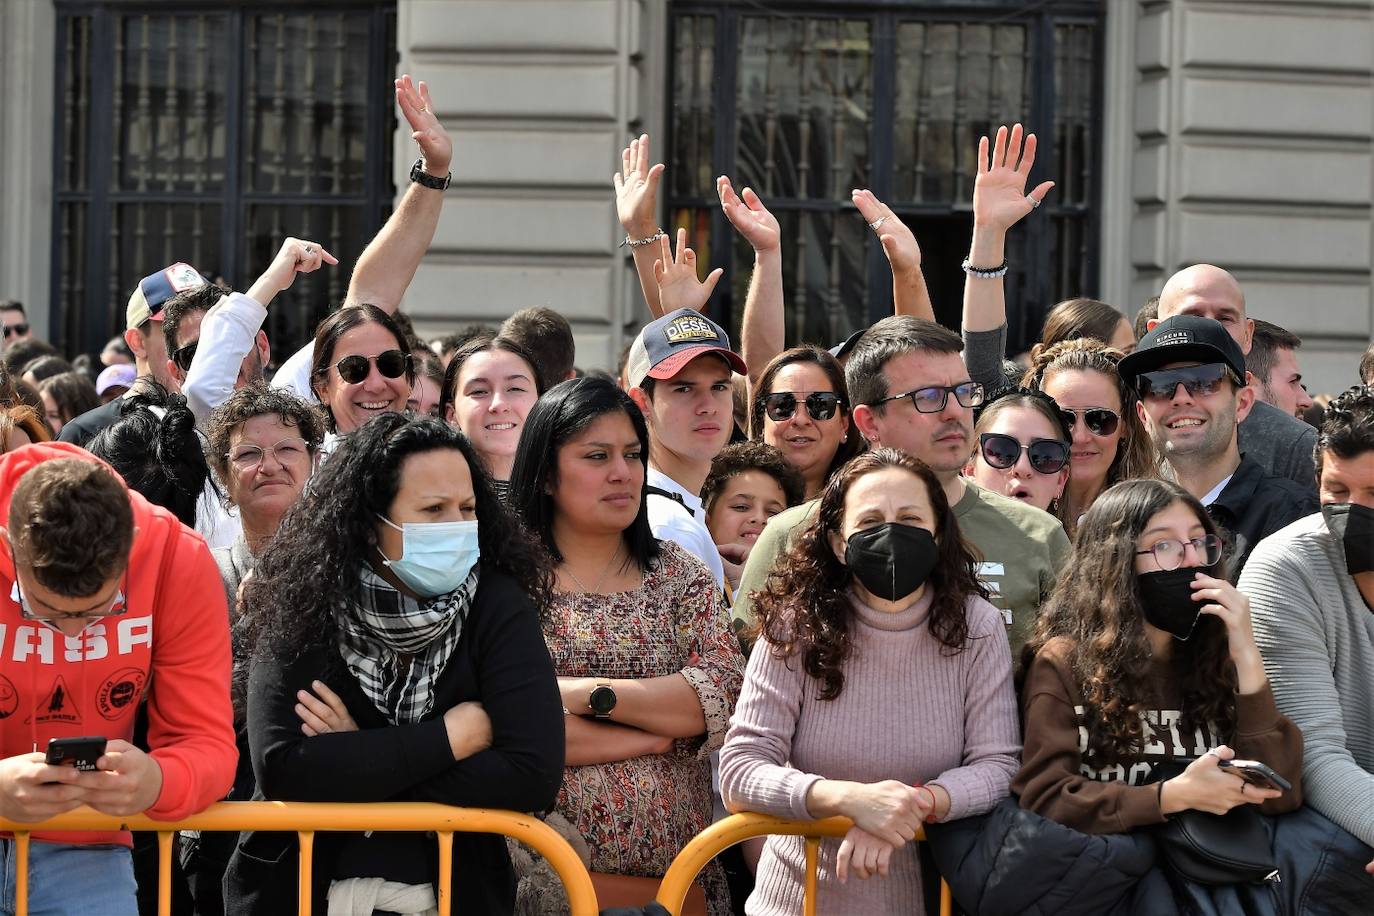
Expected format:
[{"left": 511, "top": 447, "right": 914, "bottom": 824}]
[{"left": 544, "top": 540, "right": 745, "bottom": 916}]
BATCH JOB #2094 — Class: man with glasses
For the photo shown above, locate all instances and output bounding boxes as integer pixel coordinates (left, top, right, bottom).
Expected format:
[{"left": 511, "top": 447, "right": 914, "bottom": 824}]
[
  {"left": 0, "top": 445, "right": 235, "bottom": 915},
  {"left": 626, "top": 308, "right": 748, "bottom": 592},
  {"left": 1120, "top": 315, "right": 1315, "bottom": 577},
  {"left": 1241, "top": 385, "right": 1374, "bottom": 877},
  {"left": 736, "top": 316, "right": 1070, "bottom": 654},
  {"left": 1151, "top": 264, "right": 1318, "bottom": 491},
  {"left": 0, "top": 300, "right": 32, "bottom": 350}
]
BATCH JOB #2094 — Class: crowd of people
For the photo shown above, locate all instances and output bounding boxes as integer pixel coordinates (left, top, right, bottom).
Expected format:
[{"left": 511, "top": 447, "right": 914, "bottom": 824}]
[{"left": 0, "top": 74, "right": 1371, "bottom": 916}]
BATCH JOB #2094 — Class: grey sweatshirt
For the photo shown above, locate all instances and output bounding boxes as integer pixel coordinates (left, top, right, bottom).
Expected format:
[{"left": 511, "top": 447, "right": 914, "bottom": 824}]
[{"left": 1239, "top": 512, "right": 1374, "bottom": 847}]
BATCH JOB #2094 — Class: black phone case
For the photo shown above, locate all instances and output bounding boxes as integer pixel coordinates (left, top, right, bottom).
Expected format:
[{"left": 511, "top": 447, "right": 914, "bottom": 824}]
[{"left": 46, "top": 736, "right": 107, "bottom": 771}]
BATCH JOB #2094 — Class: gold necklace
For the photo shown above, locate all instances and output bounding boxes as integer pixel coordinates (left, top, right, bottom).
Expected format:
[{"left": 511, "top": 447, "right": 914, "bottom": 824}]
[{"left": 562, "top": 544, "right": 623, "bottom": 594}]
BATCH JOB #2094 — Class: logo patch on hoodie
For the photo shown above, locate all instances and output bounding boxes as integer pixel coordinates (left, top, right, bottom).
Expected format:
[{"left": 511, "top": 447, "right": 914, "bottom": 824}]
[
  {"left": 97, "top": 668, "right": 147, "bottom": 720},
  {"left": 27, "top": 674, "right": 81, "bottom": 725},
  {"left": 0, "top": 675, "right": 16, "bottom": 719}
]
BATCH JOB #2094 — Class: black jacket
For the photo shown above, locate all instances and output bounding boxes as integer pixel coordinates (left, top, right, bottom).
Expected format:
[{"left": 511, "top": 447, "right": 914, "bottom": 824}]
[
  {"left": 223, "top": 568, "right": 565, "bottom": 916},
  {"left": 1208, "top": 455, "right": 1317, "bottom": 578},
  {"left": 927, "top": 798, "right": 1374, "bottom": 916}
]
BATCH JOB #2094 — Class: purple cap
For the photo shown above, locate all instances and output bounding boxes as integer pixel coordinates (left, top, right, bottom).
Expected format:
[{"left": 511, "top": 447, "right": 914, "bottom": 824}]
[{"left": 96, "top": 363, "right": 137, "bottom": 396}]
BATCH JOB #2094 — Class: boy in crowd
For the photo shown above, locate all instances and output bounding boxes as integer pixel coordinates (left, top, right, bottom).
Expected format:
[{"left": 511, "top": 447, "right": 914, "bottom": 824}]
[
  {"left": 1120, "top": 315, "right": 1315, "bottom": 575},
  {"left": 626, "top": 308, "right": 748, "bottom": 593},
  {"left": 1241, "top": 385, "right": 1374, "bottom": 874}
]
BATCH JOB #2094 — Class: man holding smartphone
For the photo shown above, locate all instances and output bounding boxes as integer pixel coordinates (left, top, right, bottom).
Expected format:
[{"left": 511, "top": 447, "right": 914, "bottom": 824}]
[{"left": 0, "top": 443, "right": 236, "bottom": 914}]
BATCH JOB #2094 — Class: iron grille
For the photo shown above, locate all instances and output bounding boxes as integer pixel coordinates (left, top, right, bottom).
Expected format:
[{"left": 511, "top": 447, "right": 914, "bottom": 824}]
[
  {"left": 668, "top": 1, "right": 1103, "bottom": 356},
  {"left": 52, "top": 1, "right": 397, "bottom": 359}
]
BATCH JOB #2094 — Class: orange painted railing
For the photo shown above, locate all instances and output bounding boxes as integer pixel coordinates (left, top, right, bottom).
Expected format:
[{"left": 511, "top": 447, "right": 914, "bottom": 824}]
[
  {"left": 656, "top": 812, "right": 952, "bottom": 916},
  {"left": 0, "top": 802, "right": 598, "bottom": 916}
]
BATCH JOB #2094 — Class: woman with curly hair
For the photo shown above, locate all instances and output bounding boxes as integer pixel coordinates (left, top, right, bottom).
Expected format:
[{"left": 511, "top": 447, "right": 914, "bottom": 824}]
[
  {"left": 508, "top": 376, "right": 744, "bottom": 915},
  {"left": 225, "top": 414, "right": 564, "bottom": 916},
  {"left": 748, "top": 346, "right": 861, "bottom": 500},
  {"left": 1023, "top": 339, "right": 1158, "bottom": 527},
  {"left": 1013, "top": 478, "right": 1302, "bottom": 835},
  {"left": 720, "top": 448, "right": 1020, "bottom": 914}
]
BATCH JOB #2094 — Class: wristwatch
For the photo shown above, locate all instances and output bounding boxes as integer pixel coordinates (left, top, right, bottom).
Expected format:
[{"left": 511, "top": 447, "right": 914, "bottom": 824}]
[
  {"left": 409, "top": 157, "right": 451, "bottom": 191},
  {"left": 588, "top": 681, "right": 617, "bottom": 719}
]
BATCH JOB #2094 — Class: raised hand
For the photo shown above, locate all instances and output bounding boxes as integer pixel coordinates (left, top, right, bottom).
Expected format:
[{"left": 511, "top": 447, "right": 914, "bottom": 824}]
[
  {"left": 973, "top": 123, "right": 1055, "bottom": 232},
  {"left": 717, "top": 177, "right": 780, "bottom": 253},
  {"left": 653, "top": 228, "right": 724, "bottom": 315},
  {"left": 395, "top": 74, "right": 452, "bottom": 177},
  {"left": 295, "top": 679, "right": 359, "bottom": 736},
  {"left": 851, "top": 189, "right": 920, "bottom": 274},
  {"left": 250, "top": 237, "right": 338, "bottom": 305},
  {"left": 614, "top": 134, "right": 665, "bottom": 238}
]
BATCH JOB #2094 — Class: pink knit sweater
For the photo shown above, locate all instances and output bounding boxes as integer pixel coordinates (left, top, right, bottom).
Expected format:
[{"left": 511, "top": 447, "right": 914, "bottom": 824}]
[{"left": 719, "top": 588, "right": 1021, "bottom": 915}]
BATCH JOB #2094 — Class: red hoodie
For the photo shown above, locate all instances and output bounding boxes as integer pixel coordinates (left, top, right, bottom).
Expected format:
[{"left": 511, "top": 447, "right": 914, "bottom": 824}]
[{"left": 0, "top": 442, "right": 236, "bottom": 846}]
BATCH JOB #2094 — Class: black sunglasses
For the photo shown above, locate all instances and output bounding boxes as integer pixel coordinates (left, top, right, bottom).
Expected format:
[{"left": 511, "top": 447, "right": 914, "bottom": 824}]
[
  {"left": 1136, "top": 363, "right": 1238, "bottom": 402},
  {"left": 334, "top": 349, "right": 412, "bottom": 385},
  {"left": 761, "top": 391, "right": 842, "bottom": 423},
  {"left": 979, "top": 433, "right": 1070, "bottom": 474},
  {"left": 3, "top": 323, "right": 30, "bottom": 339},
  {"left": 1057, "top": 406, "right": 1120, "bottom": 437},
  {"left": 172, "top": 341, "right": 198, "bottom": 373}
]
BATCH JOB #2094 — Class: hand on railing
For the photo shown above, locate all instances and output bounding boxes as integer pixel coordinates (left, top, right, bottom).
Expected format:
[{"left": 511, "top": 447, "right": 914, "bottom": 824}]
[
  {"left": 973, "top": 123, "right": 1054, "bottom": 235},
  {"left": 397, "top": 73, "right": 453, "bottom": 179},
  {"left": 247, "top": 237, "right": 338, "bottom": 307},
  {"left": 654, "top": 228, "right": 723, "bottom": 315},
  {"left": 836, "top": 824, "right": 897, "bottom": 883},
  {"left": 443, "top": 701, "right": 493, "bottom": 761},
  {"left": 717, "top": 177, "right": 780, "bottom": 254},
  {"left": 0, "top": 753, "right": 85, "bottom": 823},
  {"left": 295, "top": 679, "right": 358, "bottom": 736}
]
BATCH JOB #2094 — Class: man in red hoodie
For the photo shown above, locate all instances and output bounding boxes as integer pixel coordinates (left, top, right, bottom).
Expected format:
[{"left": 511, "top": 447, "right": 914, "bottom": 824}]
[{"left": 0, "top": 443, "right": 235, "bottom": 913}]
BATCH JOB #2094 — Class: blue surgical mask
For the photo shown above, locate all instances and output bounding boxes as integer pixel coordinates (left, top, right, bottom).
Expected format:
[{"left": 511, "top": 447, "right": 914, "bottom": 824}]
[{"left": 376, "top": 516, "right": 480, "bottom": 597}]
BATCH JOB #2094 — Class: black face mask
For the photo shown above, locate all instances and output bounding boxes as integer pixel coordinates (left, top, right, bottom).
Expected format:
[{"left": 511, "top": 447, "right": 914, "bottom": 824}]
[
  {"left": 845, "top": 523, "right": 939, "bottom": 602},
  {"left": 1136, "top": 565, "right": 1216, "bottom": 641},
  {"left": 1322, "top": 503, "right": 1374, "bottom": 575}
]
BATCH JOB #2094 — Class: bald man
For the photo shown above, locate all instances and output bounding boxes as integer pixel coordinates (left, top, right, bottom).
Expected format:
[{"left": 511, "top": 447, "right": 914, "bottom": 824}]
[{"left": 1151, "top": 264, "right": 1317, "bottom": 491}]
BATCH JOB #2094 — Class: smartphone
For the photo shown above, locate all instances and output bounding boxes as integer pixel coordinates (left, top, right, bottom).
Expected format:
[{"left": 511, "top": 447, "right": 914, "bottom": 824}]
[
  {"left": 1218, "top": 757, "right": 1292, "bottom": 792},
  {"left": 45, "top": 736, "right": 107, "bottom": 772}
]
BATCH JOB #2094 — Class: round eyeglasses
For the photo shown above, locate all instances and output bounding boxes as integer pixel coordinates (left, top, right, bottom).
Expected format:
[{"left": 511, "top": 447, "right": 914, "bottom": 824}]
[{"left": 1135, "top": 534, "right": 1224, "bottom": 571}]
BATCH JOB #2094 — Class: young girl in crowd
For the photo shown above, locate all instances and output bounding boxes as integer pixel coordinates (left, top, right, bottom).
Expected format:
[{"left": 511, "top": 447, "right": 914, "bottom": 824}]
[
  {"left": 407, "top": 353, "right": 445, "bottom": 418},
  {"left": 1033, "top": 297, "right": 1136, "bottom": 360},
  {"left": 721, "top": 448, "right": 1020, "bottom": 915},
  {"left": 749, "top": 347, "right": 861, "bottom": 500},
  {"left": 38, "top": 370, "right": 99, "bottom": 437},
  {"left": 509, "top": 377, "right": 744, "bottom": 915},
  {"left": 701, "top": 440, "right": 805, "bottom": 592},
  {"left": 440, "top": 334, "right": 544, "bottom": 497},
  {"left": 227, "top": 414, "right": 564, "bottom": 915},
  {"left": 965, "top": 387, "right": 1071, "bottom": 522},
  {"left": 1023, "top": 339, "right": 1157, "bottom": 528},
  {"left": 1014, "top": 479, "right": 1303, "bottom": 835},
  {"left": 309, "top": 304, "right": 415, "bottom": 444}
]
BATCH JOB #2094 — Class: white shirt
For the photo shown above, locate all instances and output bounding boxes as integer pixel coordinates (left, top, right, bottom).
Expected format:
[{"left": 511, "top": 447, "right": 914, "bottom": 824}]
[
  {"left": 1200, "top": 473, "right": 1234, "bottom": 507},
  {"left": 644, "top": 467, "right": 726, "bottom": 592},
  {"left": 181, "top": 291, "right": 267, "bottom": 424},
  {"left": 272, "top": 340, "right": 318, "bottom": 403}
]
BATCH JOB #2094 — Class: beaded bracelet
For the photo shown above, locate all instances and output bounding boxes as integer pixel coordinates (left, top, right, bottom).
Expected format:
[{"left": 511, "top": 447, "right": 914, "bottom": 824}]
[
  {"left": 961, "top": 256, "right": 1009, "bottom": 279},
  {"left": 621, "top": 229, "right": 667, "bottom": 249}
]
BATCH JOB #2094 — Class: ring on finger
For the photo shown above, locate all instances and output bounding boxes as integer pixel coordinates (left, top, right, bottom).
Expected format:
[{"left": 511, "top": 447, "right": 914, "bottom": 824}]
[
  {"left": 303, "top": 245, "right": 314, "bottom": 255},
  {"left": 1026, "top": 194, "right": 1041, "bottom": 210},
  {"left": 868, "top": 216, "right": 889, "bottom": 231}
]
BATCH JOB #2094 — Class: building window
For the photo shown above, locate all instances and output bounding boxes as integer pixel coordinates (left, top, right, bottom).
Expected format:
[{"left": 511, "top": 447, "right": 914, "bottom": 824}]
[
  {"left": 668, "top": 2, "right": 1102, "bottom": 355},
  {"left": 52, "top": 2, "right": 396, "bottom": 357}
]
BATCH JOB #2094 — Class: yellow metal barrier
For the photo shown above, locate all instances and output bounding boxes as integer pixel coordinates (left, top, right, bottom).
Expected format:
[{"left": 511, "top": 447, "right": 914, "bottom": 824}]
[
  {"left": 656, "top": 812, "right": 953, "bottom": 916},
  {"left": 0, "top": 801, "right": 598, "bottom": 916}
]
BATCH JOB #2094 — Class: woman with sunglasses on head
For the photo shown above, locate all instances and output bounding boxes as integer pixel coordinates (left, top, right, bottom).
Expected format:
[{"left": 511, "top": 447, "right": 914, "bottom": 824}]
[
  {"left": 1014, "top": 478, "right": 1302, "bottom": 837},
  {"left": 721, "top": 448, "right": 1019, "bottom": 914},
  {"left": 309, "top": 304, "right": 415, "bottom": 449},
  {"left": 965, "top": 388, "right": 1072, "bottom": 521},
  {"left": 226, "top": 414, "right": 563, "bottom": 915},
  {"left": 749, "top": 347, "right": 862, "bottom": 500},
  {"left": 509, "top": 377, "right": 744, "bottom": 915},
  {"left": 439, "top": 335, "right": 544, "bottom": 499},
  {"left": 1023, "top": 339, "right": 1158, "bottom": 529}
]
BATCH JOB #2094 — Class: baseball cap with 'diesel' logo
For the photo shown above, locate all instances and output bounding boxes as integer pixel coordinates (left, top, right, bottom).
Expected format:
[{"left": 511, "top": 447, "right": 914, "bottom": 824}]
[
  {"left": 125, "top": 262, "right": 207, "bottom": 330},
  {"left": 625, "top": 308, "right": 748, "bottom": 387}
]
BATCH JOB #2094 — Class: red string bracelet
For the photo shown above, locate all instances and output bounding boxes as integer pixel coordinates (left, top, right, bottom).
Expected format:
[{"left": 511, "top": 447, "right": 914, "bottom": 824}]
[{"left": 911, "top": 783, "right": 939, "bottom": 823}]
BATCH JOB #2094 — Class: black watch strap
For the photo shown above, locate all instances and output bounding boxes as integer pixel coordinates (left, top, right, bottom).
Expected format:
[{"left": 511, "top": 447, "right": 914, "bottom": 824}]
[{"left": 410, "top": 157, "right": 451, "bottom": 191}]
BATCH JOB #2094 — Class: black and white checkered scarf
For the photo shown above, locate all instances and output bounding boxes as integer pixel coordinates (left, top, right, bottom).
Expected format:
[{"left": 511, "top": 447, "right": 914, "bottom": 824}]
[{"left": 337, "top": 563, "right": 479, "bottom": 725}]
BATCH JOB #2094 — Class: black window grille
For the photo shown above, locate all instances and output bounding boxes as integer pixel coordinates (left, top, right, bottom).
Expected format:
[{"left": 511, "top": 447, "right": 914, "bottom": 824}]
[
  {"left": 667, "top": 1, "right": 1103, "bottom": 356},
  {"left": 52, "top": 1, "right": 397, "bottom": 359}
]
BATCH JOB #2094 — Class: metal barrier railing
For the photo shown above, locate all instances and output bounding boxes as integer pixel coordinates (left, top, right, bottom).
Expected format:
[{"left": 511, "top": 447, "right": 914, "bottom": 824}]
[
  {"left": 0, "top": 802, "right": 599, "bottom": 916},
  {"left": 656, "top": 812, "right": 952, "bottom": 916}
]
